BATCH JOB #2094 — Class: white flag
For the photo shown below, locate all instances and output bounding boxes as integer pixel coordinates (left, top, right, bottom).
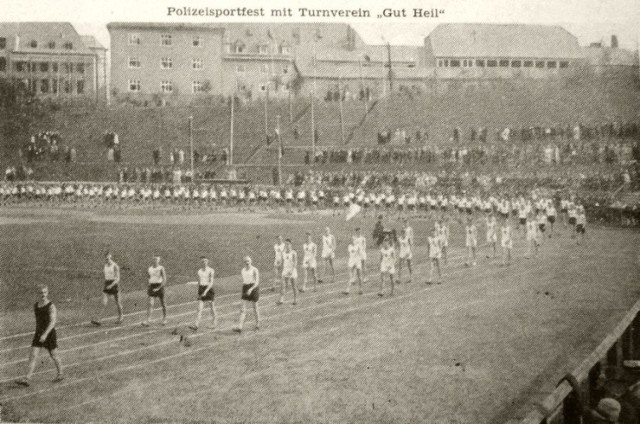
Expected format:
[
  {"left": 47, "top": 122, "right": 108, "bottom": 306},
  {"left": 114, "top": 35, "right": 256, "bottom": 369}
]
[{"left": 345, "top": 203, "right": 361, "bottom": 221}]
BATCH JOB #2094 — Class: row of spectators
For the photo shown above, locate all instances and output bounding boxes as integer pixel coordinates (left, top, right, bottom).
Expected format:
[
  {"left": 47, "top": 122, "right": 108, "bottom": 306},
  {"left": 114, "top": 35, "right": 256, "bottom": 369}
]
[
  {"left": 23, "top": 132, "right": 78, "bottom": 163},
  {"left": 151, "top": 148, "right": 231, "bottom": 166},
  {"left": 304, "top": 141, "right": 640, "bottom": 166}
]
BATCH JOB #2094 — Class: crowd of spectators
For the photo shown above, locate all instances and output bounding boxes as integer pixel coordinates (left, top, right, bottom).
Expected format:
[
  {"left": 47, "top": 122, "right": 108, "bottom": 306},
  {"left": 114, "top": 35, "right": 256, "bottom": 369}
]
[{"left": 22, "top": 131, "right": 77, "bottom": 163}]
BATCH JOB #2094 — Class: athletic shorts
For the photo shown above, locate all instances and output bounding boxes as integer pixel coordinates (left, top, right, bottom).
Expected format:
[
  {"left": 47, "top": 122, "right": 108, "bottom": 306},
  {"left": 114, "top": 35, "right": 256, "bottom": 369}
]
[
  {"left": 348, "top": 258, "right": 362, "bottom": 270},
  {"left": 561, "top": 208, "right": 568, "bottom": 214},
  {"left": 148, "top": 283, "right": 165, "bottom": 298},
  {"left": 568, "top": 217, "right": 576, "bottom": 225},
  {"left": 465, "top": 239, "right": 478, "bottom": 248},
  {"left": 380, "top": 264, "right": 395, "bottom": 274},
  {"left": 576, "top": 224, "right": 585, "bottom": 234},
  {"left": 501, "top": 239, "right": 513, "bottom": 249},
  {"left": 486, "top": 233, "right": 497, "bottom": 243},
  {"left": 241, "top": 284, "right": 259, "bottom": 302},
  {"left": 303, "top": 258, "right": 317, "bottom": 269},
  {"left": 274, "top": 259, "right": 283, "bottom": 268},
  {"left": 198, "top": 285, "right": 214, "bottom": 302},
  {"left": 538, "top": 224, "right": 546, "bottom": 232},
  {"left": 359, "top": 251, "right": 367, "bottom": 261},
  {"left": 32, "top": 328, "right": 57, "bottom": 351},
  {"left": 399, "top": 250, "right": 412, "bottom": 260},
  {"left": 322, "top": 251, "right": 335, "bottom": 260},
  {"left": 103, "top": 280, "right": 120, "bottom": 296},
  {"left": 547, "top": 216, "right": 556, "bottom": 224},
  {"left": 519, "top": 218, "right": 527, "bottom": 226},
  {"left": 466, "top": 208, "right": 473, "bottom": 215},
  {"left": 407, "top": 204, "right": 415, "bottom": 210},
  {"left": 282, "top": 268, "right": 298, "bottom": 280},
  {"left": 429, "top": 253, "right": 441, "bottom": 260}
]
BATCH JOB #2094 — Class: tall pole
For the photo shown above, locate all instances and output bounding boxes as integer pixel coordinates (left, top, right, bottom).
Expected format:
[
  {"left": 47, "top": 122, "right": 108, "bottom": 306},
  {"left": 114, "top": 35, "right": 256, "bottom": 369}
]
[
  {"left": 264, "top": 84, "right": 269, "bottom": 135},
  {"left": 229, "top": 94, "right": 235, "bottom": 166},
  {"left": 387, "top": 42, "right": 393, "bottom": 92},
  {"left": 311, "top": 40, "right": 317, "bottom": 158},
  {"left": 338, "top": 75, "right": 345, "bottom": 144},
  {"left": 359, "top": 57, "right": 368, "bottom": 115},
  {"left": 277, "top": 114, "right": 282, "bottom": 187},
  {"left": 188, "top": 115, "right": 194, "bottom": 177}
]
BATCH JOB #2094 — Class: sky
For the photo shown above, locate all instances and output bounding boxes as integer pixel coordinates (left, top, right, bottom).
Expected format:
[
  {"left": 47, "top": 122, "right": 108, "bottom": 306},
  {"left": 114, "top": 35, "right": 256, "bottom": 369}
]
[{"left": 1, "top": 0, "right": 638, "bottom": 50}]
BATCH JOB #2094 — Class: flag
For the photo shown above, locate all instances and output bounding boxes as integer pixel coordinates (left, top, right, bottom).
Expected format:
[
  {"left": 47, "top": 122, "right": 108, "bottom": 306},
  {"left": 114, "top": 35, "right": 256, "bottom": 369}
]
[{"left": 345, "top": 203, "right": 361, "bottom": 221}]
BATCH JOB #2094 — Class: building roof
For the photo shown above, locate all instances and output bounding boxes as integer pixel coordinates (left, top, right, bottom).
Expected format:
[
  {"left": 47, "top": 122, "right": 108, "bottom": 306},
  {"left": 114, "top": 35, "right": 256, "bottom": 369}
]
[
  {"left": 297, "top": 61, "right": 428, "bottom": 80},
  {"left": 426, "top": 23, "right": 585, "bottom": 59},
  {"left": 81, "top": 35, "right": 106, "bottom": 50},
  {"left": 0, "top": 22, "right": 94, "bottom": 54},
  {"left": 584, "top": 47, "right": 639, "bottom": 67},
  {"left": 316, "top": 45, "right": 419, "bottom": 64},
  {"left": 107, "top": 22, "right": 223, "bottom": 32}
]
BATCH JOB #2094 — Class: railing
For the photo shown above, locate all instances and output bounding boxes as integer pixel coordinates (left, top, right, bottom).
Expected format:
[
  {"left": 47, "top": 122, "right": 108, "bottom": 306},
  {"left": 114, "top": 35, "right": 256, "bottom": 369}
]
[{"left": 520, "top": 299, "right": 640, "bottom": 423}]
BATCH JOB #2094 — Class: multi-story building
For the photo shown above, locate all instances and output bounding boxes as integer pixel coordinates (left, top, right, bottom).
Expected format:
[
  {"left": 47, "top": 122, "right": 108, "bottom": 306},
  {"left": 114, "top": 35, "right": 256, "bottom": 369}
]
[
  {"left": 107, "top": 23, "right": 225, "bottom": 104},
  {"left": 0, "top": 22, "right": 105, "bottom": 102}
]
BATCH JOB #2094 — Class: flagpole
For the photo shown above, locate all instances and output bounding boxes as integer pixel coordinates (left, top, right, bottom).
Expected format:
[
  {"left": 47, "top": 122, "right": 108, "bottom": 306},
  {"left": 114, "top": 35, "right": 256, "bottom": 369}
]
[
  {"left": 189, "top": 115, "right": 194, "bottom": 177},
  {"left": 359, "top": 56, "right": 368, "bottom": 115},
  {"left": 229, "top": 93, "right": 235, "bottom": 166},
  {"left": 264, "top": 84, "right": 269, "bottom": 136},
  {"left": 338, "top": 75, "right": 345, "bottom": 144},
  {"left": 311, "top": 40, "right": 317, "bottom": 159},
  {"left": 277, "top": 114, "right": 282, "bottom": 187}
]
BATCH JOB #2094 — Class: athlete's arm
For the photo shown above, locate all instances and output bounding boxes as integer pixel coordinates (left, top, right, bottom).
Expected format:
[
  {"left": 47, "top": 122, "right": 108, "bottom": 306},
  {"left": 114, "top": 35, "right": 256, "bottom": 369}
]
[
  {"left": 203, "top": 269, "right": 214, "bottom": 295},
  {"left": 157, "top": 266, "right": 167, "bottom": 290},
  {"left": 248, "top": 268, "right": 259, "bottom": 294},
  {"left": 110, "top": 263, "right": 121, "bottom": 288}
]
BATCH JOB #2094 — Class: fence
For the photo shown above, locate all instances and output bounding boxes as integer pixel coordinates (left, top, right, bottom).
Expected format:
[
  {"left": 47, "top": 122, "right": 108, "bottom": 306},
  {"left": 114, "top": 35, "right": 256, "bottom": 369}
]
[{"left": 520, "top": 298, "right": 640, "bottom": 423}]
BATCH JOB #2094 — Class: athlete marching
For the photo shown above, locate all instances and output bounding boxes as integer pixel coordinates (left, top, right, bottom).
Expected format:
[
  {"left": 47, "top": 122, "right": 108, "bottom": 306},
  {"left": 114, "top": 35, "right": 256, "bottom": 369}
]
[
  {"left": 278, "top": 239, "right": 298, "bottom": 305},
  {"left": 142, "top": 255, "right": 168, "bottom": 326},
  {"left": 301, "top": 233, "right": 318, "bottom": 292},
  {"left": 320, "top": 227, "right": 336, "bottom": 284},
  {"left": 91, "top": 252, "right": 124, "bottom": 326},
  {"left": 397, "top": 227, "right": 413, "bottom": 283},
  {"left": 190, "top": 256, "right": 217, "bottom": 331},
  {"left": 427, "top": 227, "right": 442, "bottom": 284},
  {"left": 16, "top": 285, "right": 64, "bottom": 386},
  {"left": 378, "top": 238, "right": 397, "bottom": 296},
  {"left": 233, "top": 257, "right": 260, "bottom": 333}
]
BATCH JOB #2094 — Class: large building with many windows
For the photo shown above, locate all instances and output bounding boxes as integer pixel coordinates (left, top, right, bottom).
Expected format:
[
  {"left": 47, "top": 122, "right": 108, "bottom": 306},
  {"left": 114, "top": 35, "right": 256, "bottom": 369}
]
[{"left": 0, "top": 22, "right": 106, "bottom": 102}]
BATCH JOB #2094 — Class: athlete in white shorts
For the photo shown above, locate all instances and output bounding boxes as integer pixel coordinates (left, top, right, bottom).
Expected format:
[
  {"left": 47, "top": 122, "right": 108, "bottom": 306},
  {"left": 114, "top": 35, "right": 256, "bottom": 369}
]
[
  {"left": 525, "top": 215, "right": 539, "bottom": 259},
  {"left": 438, "top": 218, "right": 449, "bottom": 265},
  {"left": 91, "top": 252, "right": 124, "bottom": 326},
  {"left": 354, "top": 228, "right": 367, "bottom": 282},
  {"left": 320, "top": 227, "right": 336, "bottom": 284},
  {"left": 500, "top": 220, "right": 513, "bottom": 266},
  {"left": 397, "top": 228, "right": 413, "bottom": 283},
  {"left": 378, "top": 238, "right": 396, "bottom": 297},
  {"left": 301, "top": 233, "right": 318, "bottom": 292},
  {"left": 273, "top": 236, "right": 285, "bottom": 289},
  {"left": 278, "top": 239, "right": 298, "bottom": 305},
  {"left": 427, "top": 227, "right": 442, "bottom": 284},
  {"left": 345, "top": 236, "right": 363, "bottom": 295},
  {"left": 465, "top": 217, "right": 478, "bottom": 266},
  {"left": 190, "top": 256, "right": 217, "bottom": 331},
  {"left": 485, "top": 212, "right": 498, "bottom": 259},
  {"left": 143, "top": 255, "right": 167, "bottom": 326}
]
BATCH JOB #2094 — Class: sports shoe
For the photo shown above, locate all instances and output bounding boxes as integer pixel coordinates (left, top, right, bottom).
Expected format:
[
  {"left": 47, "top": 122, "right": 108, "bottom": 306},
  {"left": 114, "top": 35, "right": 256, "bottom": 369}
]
[
  {"left": 188, "top": 325, "right": 199, "bottom": 331},
  {"left": 15, "top": 379, "right": 30, "bottom": 387},
  {"left": 232, "top": 327, "right": 242, "bottom": 333},
  {"left": 141, "top": 321, "right": 150, "bottom": 327},
  {"left": 116, "top": 316, "right": 124, "bottom": 324},
  {"left": 342, "top": 290, "right": 350, "bottom": 295},
  {"left": 90, "top": 320, "right": 102, "bottom": 326},
  {"left": 276, "top": 300, "right": 284, "bottom": 305},
  {"left": 53, "top": 375, "right": 65, "bottom": 383},
  {"left": 377, "top": 292, "right": 384, "bottom": 297}
]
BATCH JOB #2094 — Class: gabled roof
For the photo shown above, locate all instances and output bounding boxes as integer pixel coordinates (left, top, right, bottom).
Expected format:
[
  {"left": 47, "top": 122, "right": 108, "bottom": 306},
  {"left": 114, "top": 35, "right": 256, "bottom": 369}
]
[
  {"left": 107, "top": 22, "right": 223, "bottom": 32},
  {"left": 0, "top": 22, "right": 94, "bottom": 54},
  {"left": 81, "top": 35, "right": 105, "bottom": 50},
  {"left": 316, "top": 45, "right": 419, "bottom": 64},
  {"left": 426, "top": 23, "right": 585, "bottom": 59}
]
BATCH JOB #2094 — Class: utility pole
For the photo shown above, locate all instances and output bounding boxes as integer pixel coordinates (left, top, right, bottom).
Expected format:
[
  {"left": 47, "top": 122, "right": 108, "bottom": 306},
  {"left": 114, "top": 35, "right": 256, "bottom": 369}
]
[
  {"left": 276, "top": 114, "right": 282, "bottom": 187},
  {"left": 387, "top": 42, "right": 393, "bottom": 92},
  {"left": 188, "top": 115, "right": 194, "bottom": 177},
  {"left": 358, "top": 57, "right": 368, "bottom": 115},
  {"left": 338, "top": 76, "right": 345, "bottom": 144}
]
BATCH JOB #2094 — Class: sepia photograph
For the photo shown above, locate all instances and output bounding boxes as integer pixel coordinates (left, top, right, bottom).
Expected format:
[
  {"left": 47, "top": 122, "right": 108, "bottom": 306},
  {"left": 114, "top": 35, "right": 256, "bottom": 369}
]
[{"left": 0, "top": 0, "right": 639, "bottom": 422}]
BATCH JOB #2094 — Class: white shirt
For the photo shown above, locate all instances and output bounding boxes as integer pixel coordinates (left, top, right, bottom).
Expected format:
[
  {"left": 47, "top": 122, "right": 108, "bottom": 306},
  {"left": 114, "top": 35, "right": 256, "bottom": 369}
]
[
  {"left": 242, "top": 265, "right": 259, "bottom": 285},
  {"left": 198, "top": 266, "right": 214, "bottom": 286},
  {"left": 148, "top": 265, "right": 165, "bottom": 284}
]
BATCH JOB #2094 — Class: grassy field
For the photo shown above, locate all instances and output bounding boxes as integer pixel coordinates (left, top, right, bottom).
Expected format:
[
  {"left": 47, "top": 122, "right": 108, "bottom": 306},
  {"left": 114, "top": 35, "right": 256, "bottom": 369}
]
[{"left": 0, "top": 206, "right": 639, "bottom": 423}]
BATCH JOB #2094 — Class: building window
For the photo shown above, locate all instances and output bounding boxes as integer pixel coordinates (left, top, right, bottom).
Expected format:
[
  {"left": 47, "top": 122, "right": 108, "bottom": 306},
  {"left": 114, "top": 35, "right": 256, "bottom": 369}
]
[
  {"left": 30, "top": 62, "right": 37, "bottom": 72},
  {"left": 40, "top": 62, "right": 49, "bottom": 72},
  {"left": 128, "top": 33, "right": 141, "bottom": 45},
  {"left": 128, "top": 57, "right": 141, "bottom": 69},
  {"left": 235, "top": 64, "right": 246, "bottom": 73},
  {"left": 280, "top": 46, "right": 291, "bottom": 55},
  {"left": 234, "top": 44, "right": 245, "bottom": 54},
  {"left": 559, "top": 61, "right": 569, "bottom": 69},
  {"left": 40, "top": 79, "right": 49, "bottom": 93},
  {"left": 192, "top": 58, "right": 203, "bottom": 70},
  {"left": 260, "top": 63, "right": 268, "bottom": 74},
  {"left": 76, "top": 80, "right": 84, "bottom": 94},
  {"left": 547, "top": 61, "right": 557, "bottom": 68},
  {"left": 129, "top": 79, "right": 141, "bottom": 92},
  {"left": 64, "top": 80, "right": 71, "bottom": 94},
  {"left": 52, "top": 63, "right": 58, "bottom": 73},
  {"left": 192, "top": 81, "right": 204, "bottom": 93},
  {"left": 0, "top": 37, "right": 6, "bottom": 50},
  {"left": 523, "top": 60, "right": 533, "bottom": 68},
  {"left": 511, "top": 60, "right": 522, "bottom": 68},
  {"left": 475, "top": 59, "right": 485, "bottom": 67},
  {"left": 161, "top": 34, "right": 172, "bottom": 46},
  {"left": 535, "top": 61, "right": 545, "bottom": 68},
  {"left": 63, "top": 42, "right": 73, "bottom": 50},
  {"left": 192, "top": 35, "right": 202, "bottom": 47},
  {"left": 499, "top": 59, "right": 509, "bottom": 67},
  {"left": 450, "top": 59, "right": 460, "bottom": 67},
  {"left": 260, "top": 84, "right": 266, "bottom": 92},
  {"left": 30, "top": 40, "right": 38, "bottom": 48},
  {"left": 161, "top": 57, "right": 173, "bottom": 69},
  {"left": 282, "top": 65, "right": 289, "bottom": 74},
  {"left": 0, "top": 57, "right": 5, "bottom": 72},
  {"left": 76, "top": 63, "right": 85, "bottom": 74},
  {"left": 161, "top": 80, "right": 173, "bottom": 93},
  {"left": 259, "top": 45, "right": 268, "bottom": 54},
  {"left": 62, "top": 63, "right": 72, "bottom": 73},
  {"left": 487, "top": 60, "right": 497, "bottom": 67},
  {"left": 14, "top": 61, "right": 24, "bottom": 72},
  {"left": 48, "top": 41, "right": 56, "bottom": 49}
]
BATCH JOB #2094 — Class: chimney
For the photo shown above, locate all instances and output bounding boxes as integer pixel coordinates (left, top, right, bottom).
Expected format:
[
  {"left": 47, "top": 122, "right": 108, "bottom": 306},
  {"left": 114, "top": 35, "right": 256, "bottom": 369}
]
[
  {"left": 611, "top": 35, "right": 618, "bottom": 48},
  {"left": 15, "top": 34, "right": 20, "bottom": 49}
]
